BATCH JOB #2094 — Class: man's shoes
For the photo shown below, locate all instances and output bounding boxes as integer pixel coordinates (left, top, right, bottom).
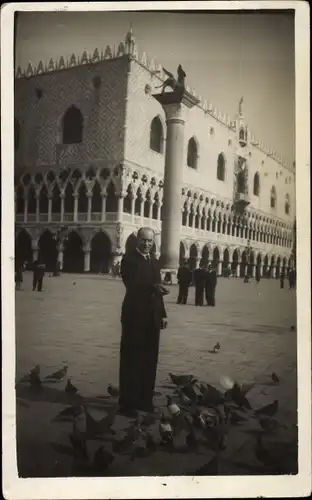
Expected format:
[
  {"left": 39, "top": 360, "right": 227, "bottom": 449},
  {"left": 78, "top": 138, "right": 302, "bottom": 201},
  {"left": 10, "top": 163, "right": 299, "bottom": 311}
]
[{"left": 118, "top": 407, "right": 138, "bottom": 419}]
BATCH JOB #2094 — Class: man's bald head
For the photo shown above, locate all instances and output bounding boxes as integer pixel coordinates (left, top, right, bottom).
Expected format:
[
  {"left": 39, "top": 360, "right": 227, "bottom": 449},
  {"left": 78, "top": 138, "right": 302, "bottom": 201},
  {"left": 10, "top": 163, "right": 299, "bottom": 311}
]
[{"left": 137, "top": 227, "right": 155, "bottom": 255}]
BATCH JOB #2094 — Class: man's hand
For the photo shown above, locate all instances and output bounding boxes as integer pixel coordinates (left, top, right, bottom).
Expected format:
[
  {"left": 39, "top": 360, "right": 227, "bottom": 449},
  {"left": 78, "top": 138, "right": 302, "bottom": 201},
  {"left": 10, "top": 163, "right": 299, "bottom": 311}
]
[{"left": 160, "top": 318, "right": 168, "bottom": 330}]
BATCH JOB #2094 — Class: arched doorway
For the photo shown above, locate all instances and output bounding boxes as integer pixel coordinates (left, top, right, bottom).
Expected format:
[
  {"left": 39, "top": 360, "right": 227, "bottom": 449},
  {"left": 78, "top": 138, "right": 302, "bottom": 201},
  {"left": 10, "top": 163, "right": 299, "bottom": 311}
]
[
  {"left": 201, "top": 245, "right": 210, "bottom": 267},
  {"left": 38, "top": 230, "right": 58, "bottom": 272},
  {"left": 264, "top": 255, "right": 269, "bottom": 278},
  {"left": 15, "top": 229, "right": 32, "bottom": 267},
  {"left": 212, "top": 247, "right": 220, "bottom": 270},
  {"left": 125, "top": 233, "right": 137, "bottom": 254},
  {"left": 63, "top": 231, "right": 84, "bottom": 273},
  {"left": 223, "top": 248, "right": 230, "bottom": 276},
  {"left": 189, "top": 243, "right": 198, "bottom": 271},
  {"left": 240, "top": 250, "right": 247, "bottom": 278},
  {"left": 276, "top": 256, "right": 281, "bottom": 278},
  {"left": 90, "top": 232, "right": 112, "bottom": 274},
  {"left": 179, "top": 242, "right": 186, "bottom": 265},
  {"left": 232, "top": 249, "right": 239, "bottom": 274}
]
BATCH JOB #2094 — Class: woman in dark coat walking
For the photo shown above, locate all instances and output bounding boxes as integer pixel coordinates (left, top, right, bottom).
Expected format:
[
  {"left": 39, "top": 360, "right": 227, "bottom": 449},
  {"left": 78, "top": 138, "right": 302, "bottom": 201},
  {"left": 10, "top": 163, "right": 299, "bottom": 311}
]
[{"left": 119, "top": 227, "right": 168, "bottom": 417}]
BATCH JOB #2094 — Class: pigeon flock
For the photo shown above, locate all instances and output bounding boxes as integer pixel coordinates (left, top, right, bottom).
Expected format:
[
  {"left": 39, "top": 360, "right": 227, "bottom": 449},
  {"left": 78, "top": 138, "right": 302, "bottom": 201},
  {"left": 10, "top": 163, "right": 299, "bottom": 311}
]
[{"left": 16, "top": 363, "right": 297, "bottom": 477}]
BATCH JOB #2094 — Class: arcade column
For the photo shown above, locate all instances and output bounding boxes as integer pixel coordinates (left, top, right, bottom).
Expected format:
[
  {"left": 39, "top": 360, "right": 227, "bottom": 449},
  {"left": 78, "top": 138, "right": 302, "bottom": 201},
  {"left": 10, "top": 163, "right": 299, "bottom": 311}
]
[{"left": 153, "top": 89, "right": 199, "bottom": 283}]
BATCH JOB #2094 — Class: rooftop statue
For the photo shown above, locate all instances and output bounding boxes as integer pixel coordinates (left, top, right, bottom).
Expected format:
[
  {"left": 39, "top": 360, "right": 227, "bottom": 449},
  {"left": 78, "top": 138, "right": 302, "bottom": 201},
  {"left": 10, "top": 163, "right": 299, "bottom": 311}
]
[
  {"left": 155, "top": 65, "right": 186, "bottom": 95},
  {"left": 239, "top": 96, "right": 244, "bottom": 116}
]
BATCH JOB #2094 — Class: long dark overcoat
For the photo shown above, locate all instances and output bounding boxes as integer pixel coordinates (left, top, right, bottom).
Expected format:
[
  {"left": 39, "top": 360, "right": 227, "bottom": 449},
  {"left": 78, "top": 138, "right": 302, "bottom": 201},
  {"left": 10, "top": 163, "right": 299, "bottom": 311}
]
[{"left": 119, "top": 249, "right": 167, "bottom": 411}]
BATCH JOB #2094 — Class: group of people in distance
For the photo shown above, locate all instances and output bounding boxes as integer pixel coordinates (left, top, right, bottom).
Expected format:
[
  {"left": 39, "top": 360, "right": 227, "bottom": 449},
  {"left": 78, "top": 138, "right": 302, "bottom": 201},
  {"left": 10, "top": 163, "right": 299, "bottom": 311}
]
[
  {"left": 15, "top": 259, "right": 48, "bottom": 292},
  {"left": 177, "top": 260, "right": 218, "bottom": 307}
]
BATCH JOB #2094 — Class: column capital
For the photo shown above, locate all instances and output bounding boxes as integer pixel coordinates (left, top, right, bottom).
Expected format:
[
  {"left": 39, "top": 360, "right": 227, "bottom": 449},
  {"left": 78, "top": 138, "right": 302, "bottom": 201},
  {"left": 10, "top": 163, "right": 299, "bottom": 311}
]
[{"left": 152, "top": 90, "right": 200, "bottom": 124}]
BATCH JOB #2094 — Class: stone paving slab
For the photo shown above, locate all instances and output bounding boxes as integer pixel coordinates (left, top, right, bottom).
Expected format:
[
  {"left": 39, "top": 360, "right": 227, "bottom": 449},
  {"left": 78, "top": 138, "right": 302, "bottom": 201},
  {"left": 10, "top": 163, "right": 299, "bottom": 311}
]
[{"left": 15, "top": 273, "right": 297, "bottom": 477}]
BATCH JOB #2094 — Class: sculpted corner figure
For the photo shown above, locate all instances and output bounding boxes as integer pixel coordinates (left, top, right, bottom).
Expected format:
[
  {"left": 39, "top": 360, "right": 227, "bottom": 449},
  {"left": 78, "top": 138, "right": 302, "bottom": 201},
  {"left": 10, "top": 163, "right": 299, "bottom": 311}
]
[
  {"left": 118, "top": 227, "right": 168, "bottom": 417},
  {"left": 155, "top": 64, "right": 186, "bottom": 95}
]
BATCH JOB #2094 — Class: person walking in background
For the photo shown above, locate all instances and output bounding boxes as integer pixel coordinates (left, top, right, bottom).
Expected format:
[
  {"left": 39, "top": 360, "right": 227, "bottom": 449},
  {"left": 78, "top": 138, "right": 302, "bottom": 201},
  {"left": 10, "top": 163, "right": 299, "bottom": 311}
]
[
  {"left": 205, "top": 264, "right": 218, "bottom": 306},
  {"left": 118, "top": 227, "right": 168, "bottom": 417},
  {"left": 255, "top": 266, "right": 261, "bottom": 284},
  {"left": 15, "top": 261, "right": 24, "bottom": 291},
  {"left": 280, "top": 272, "right": 285, "bottom": 289},
  {"left": 288, "top": 268, "right": 294, "bottom": 290},
  {"left": 32, "top": 258, "right": 46, "bottom": 292},
  {"left": 177, "top": 260, "right": 192, "bottom": 305},
  {"left": 193, "top": 262, "right": 206, "bottom": 306}
]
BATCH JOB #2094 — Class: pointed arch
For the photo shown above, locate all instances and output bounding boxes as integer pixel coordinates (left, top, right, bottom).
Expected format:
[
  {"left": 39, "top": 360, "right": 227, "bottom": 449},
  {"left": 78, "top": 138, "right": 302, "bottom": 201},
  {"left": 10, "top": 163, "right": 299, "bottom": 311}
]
[
  {"left": 106, "top": 182, "right": 117, "bottom": 213},
  {"left": 92, "top": 180, "right": 102, "bottom": 213},
  {"left": 52, "top": 184, "right": 61, "bottom": 213},
  {"left": 125, "top": 233, "right": 137, "bottom": 254},
  {"left": 38, "top": 229, "right": 57, "bottom": 272},
  {"left": 78, "top": 182, "right": 88, "bottom": 213},
  {"left": 149, "top": 116, "right": 164, "bottom": 153},
  {"left": 64, "top": 183, "right": 74, "bottom": 213},
  {"left": 217, "top": 153, "right": 226, "bottom": 181},
  {"left": 62, "top": 105, "right": 83, "bottom": 144},
  {"left": 15, "top": 229, "right": 32, "bottom": 266},
  {"left": 285, "top": 193, "right": 290, "bottom": 215},
  {"left": 27, "top": 186, "right": 36, "bottom": 214},
  {"left": 39, "top": 185, "right": 49, "bottom": 213},
  {"left": 179, "top": 241, "right": 187, "bottom": 265},
  {"left": 16, "top": 185, "right": 24, "bottom": 214},
  {"left": 253, "top": 172, "right": 260, "bottom": 196},
  {"left": 90, "top": 231, "right": 112, "bottom": 273},
  {"left": 187, "top": 137, "right": 198, "bottom": 169},
  {"left": 270, "top": 185, "right": 277, "bottom": 208},
  {"left": 63, "top": 231, "right": 84, "bottom": 273}
]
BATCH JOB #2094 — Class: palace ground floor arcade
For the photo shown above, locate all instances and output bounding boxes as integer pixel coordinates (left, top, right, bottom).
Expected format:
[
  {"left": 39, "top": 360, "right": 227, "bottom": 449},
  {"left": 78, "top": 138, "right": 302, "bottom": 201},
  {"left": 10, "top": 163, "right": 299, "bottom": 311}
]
[{"left": 15, "top": 218, "right": 293, "bottom": 278}]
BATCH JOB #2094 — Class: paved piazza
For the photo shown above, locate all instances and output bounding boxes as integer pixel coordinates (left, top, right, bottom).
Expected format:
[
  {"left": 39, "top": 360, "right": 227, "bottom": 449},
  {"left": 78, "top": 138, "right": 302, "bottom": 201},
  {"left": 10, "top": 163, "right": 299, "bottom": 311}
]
[{"left": 15, "top": 272, "right": 297, "bottom": 477}]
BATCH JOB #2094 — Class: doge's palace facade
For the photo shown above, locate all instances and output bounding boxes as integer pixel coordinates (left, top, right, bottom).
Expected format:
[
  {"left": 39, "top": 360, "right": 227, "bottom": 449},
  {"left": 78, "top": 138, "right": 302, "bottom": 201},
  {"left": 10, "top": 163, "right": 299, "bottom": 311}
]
[{"left": 14, "top": 29, "right": 295, "bottom": 277}]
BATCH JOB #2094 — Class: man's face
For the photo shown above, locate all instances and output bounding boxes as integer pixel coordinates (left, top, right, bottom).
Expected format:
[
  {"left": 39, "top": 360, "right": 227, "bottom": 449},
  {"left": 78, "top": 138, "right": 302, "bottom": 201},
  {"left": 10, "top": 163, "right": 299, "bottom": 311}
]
[{"left": 137, "top": 229, "right": 154, "bottom": 254}]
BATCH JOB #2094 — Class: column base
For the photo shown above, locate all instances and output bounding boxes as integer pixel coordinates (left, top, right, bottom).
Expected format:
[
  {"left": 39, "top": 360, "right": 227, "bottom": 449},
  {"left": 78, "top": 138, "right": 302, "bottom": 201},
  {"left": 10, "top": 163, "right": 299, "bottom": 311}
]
[{"left": 161, "top": 269, "right": 178, "bottom": 285}]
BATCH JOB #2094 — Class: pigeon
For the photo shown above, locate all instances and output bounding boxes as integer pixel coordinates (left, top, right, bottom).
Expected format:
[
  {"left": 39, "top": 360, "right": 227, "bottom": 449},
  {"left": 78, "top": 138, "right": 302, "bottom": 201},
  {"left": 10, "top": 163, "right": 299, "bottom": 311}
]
[
  {"left": 29, "top": 371, "right": 42, "bottom": 389},
  {"left": 254, "top": 400, "right": 278, "bottom": 417},
  {"left": 192, "top": 409, "right": 207, "bottom": 430},
  {"left": 73, "top": 282, "right": 76, "bottom": 286},
  {"left": 259, "top": 417, "right": 280, "bottom": 433},
  {"left": 112, "top": 433, "right": 133, "bottom": 453},
  {"left": 107, "top": 384, "right": 119, "bottom": 397},
  {"left": 17, "top": 365, "right": 41, "bottom": 385},
  {"left": 44, "top": 365, "right": 68, "bottom": 382},
  {"left": 200, "top": 384, "right": 224, "bottom": 406},
  {"left": 176, "top": 389, "right": 192, "bottom": 406},
  {"left": 271, "top": 372, "right": 280, "bottom": 384},
  {"left": 85, "top": 407, "right": 117, "bottom": 438},
  {"left": 140, "top": 413, "right": 158, "bottom": 427},
  {"left": 53, "top": 405, "right": 84, "bottom": 421},
  {"left": 212, "top": 342, "right": 221, "bottom": 353},
  {"left": 166, "top": 395, "right": 181, "bottom": 417},
  {"left": 146, "top": 433, "right": 157, "bottom": 453},
  {"left": 65, "top": 379, "right": 78, "bottom": 394},
  {"left": 93, "top": 446, "right": 114, "bottom": 473},
  {"left": 290, "top": 324, "right": 296, "bottom": 331},
  {"left": 180, "top": 379, "right": 199, "bottom": 402},
  {"left": 159, "top": 413, "right": 173, "bottom": 443},
  {"left": 169, "top": 373, "right": 195, "bottom": 386},
  {"left": 225, "top": 383, "right": 252, "bottom": 410},
  {"left": 69, "top": 411, "right": 88, "bottom": 460}
]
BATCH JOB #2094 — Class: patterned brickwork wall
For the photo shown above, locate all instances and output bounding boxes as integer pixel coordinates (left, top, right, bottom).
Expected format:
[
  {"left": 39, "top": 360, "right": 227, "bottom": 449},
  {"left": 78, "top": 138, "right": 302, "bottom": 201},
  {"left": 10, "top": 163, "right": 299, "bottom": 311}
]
[{"left": 14, "top": 57, "right": 129, "bottom": 168}]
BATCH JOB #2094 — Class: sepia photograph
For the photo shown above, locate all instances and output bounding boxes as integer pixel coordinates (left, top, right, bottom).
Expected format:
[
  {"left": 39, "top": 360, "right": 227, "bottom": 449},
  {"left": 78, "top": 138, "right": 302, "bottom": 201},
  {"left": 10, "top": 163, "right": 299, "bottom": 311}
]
[{"left": 2, "top": 2, "right": 311, "bottom": 499}]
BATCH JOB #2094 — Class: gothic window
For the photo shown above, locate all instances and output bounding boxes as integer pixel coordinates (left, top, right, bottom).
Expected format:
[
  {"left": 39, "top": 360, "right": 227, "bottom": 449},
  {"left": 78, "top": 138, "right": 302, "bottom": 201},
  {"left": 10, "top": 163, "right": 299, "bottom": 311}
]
[
  {"left": 253, "top": 172, "right": 260, "bottom": 196},
  {"left": 217, "top": 153, "right": 226, "bottom": 181},
  {"left": 285, "top": 194, "right": 290, "bottom": 215},
  {"left": 15, "top": 118, "right": 20, "bottom": 151},
  {"left": 187, "top": 137, "right": 198, "bottom": 169},
  {"left": 39, "top": 185, "right": 49, "bottom": 213},
  {"left": 16, "top": 185, "right": 24, "bottom": 213},
  {"left": 62, "top": 105, "right": 83, "bottom": 144},
  {"left": 237, "top": 171, "right": 245, "bottom": 194},
  {"left": 149, "top": 117, "right": 163, "bottom": 153},
  {"left": 239, "top": 128, "right": 245, "bottom": 141},
  {"left": 270, "top": 186, "right": 277, "bottom": 208}
]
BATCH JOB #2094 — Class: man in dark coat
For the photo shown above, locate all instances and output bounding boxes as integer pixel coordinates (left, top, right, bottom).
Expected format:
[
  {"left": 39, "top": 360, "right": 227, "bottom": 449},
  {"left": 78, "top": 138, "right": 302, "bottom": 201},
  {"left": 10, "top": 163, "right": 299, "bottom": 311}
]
[
  {"left": 119, "top": 227, "right": 168, "bottom": 417},
  {"left": 177, "top": 260, "right": 192, "bottom": 304},
  {"left": 32, "top": 258, "right": 46, "bottom": 292},
  {"left": 205, "top": 264, "right": 218, "bottom": 306},
  {"left": 193, "top": 262, "right": 206, "bottom": 306},
  {"left": 255, "top": 266, "right": 261, "bottom": 284}
]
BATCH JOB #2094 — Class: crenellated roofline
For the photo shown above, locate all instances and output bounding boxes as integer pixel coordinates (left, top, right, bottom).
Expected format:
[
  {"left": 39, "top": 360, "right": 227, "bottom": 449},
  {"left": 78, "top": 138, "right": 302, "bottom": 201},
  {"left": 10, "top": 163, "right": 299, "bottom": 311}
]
[{"left": 15, "top": 27, "right": 295, "bottom": 174}]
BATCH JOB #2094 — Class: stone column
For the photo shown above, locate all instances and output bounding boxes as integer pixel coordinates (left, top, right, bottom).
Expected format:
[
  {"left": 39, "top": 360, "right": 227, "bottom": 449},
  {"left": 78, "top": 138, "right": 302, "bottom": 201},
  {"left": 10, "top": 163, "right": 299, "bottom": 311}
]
[
  {"left": 235, "top": 259, "right": 241, "bottom": 278},
  {"left": 117, "top": 195, "right": 124, "bottom": 222},
  {"left": 217, "top": 261, "right": 222, "bottom": 276},
  {"left": 101, "top": 194, "right": 106, "bottom": 222},
  {"left": 194, "top": 257, "right": 200, "bottom": 269},
  {"left": 73, "top": 193, "right": 79, "bottom": 222},
  {"left": 84, "top": 248, "right": 91, "bottom": 272},
  {"left": 60, "top": 193, "right": 65, "bottom": 223},
  {"left": 24, "top": 197, "right": 28, "bottom": 223},
  {"left": 87, "top": 193, "right": 92, "bottom": 222},
  {"left": 48, "top": 196, "right": 52, "bottom": 223},
  {"left": 130, "top": 197, "right": 135, "bottom": 217},
  {"left": 153, "top": 89, "right": 199, "bottom": 283},
  {"left": 35, "top": 194, "right": 40, "bottom": 223},
  {"left": 32, "top": 241, "right": 39, "bottom": 262},
  {"left": 157, "top": 202, "right": 162, "bottom": 221},
  {"left": 148, "top": 201, "right": 153, "bottom": 219},
  {"left": 57, "top": 245, "right": 64, "bottom": 271}
]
